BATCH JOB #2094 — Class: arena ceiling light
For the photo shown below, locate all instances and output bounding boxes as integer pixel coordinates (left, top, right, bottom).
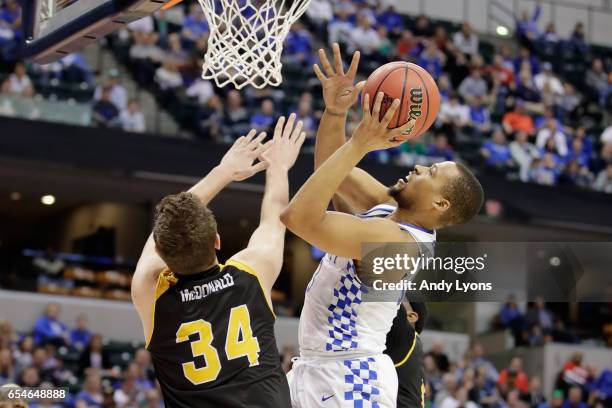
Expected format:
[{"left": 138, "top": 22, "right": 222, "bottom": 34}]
[
  {"left": 496, "top": 25, "right": 509, "bottom": 36},
  {"left": 41, "top": 195, "right": 56, "bottom": 205}
]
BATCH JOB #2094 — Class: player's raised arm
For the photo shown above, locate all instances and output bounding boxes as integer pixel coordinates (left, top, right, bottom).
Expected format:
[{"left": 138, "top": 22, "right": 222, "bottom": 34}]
[
  {"left": 314, "top": 43, "right": 395, "bottom": 213},
  {"left": 282, "top": 93, "right": 416, "bottom": 260},
  {"left": 230, "top": 114, "right": 305, "bottom": 300},
  {"left": 132, "top": 131, "right": 271, "bottom": 339}
]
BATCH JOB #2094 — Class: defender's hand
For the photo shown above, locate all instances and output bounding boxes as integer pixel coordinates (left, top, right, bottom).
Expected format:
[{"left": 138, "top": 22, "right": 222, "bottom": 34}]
[
  {"left": 350, "top": 92, "right": 415, "bottom": 153},
  {"left": 219, "top": 130, "right": 271, "bottom": 181},
  {"left": 314, "top": 43, "right": 365, "bottom": 115},
  {"left": 261, "top": 113, "right": 306, "bottom": 170}
]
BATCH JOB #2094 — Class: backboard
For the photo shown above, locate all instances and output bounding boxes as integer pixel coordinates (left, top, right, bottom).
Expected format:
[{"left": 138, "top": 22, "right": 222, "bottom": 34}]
[{"left": 21, "top": 0, "right": 177, "bottom": 64}]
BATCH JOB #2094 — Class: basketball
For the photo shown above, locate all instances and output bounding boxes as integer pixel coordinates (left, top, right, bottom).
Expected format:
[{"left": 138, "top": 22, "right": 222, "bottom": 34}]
[{"left": 363, "top": 61, "right": 440, "bottom": 139}]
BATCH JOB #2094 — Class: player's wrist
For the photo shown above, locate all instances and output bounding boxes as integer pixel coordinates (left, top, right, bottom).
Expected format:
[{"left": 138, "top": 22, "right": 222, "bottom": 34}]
[
  {"left": 325, "top": 107, "right": 348, "bottom": 117},
  {"left": 213, "top": 163, "right": 239, "bottom": 182}
]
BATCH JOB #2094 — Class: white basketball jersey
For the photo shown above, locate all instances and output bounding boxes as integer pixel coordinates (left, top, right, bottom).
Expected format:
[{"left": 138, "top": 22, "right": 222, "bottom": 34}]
[{"left": 298, "top": 204, "right": 437, "bottom": 358}]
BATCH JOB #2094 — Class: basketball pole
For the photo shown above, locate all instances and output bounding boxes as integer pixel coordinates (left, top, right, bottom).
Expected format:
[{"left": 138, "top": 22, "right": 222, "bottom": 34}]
[{"left": 161, "top": 0, "right": 185, "bottom": 11}]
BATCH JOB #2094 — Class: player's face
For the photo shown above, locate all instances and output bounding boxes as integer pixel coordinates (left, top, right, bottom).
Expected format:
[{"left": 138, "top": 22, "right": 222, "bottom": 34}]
[{"left": 388, "top": 161, "right": 459, "bottom": 211}]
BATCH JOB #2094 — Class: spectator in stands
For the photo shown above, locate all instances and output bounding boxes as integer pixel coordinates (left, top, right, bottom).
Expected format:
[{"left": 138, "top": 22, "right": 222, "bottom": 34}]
[
  {"left": 1, "top": 61, "right": 34, "bottom": 97},
  {"left": 539, "top": 22, "right": 561, "bottom": 59},
  {"left": 559, "top": 353, "right": 589, "bottom": 394},
  {"left": 468, "top": 366, "right": 499, "bottom": 406},
  {"left": 395, "top": 30, "right": 419, "bottom": 60},
  {"left": 129, "top": 32, "right": 163, "bottom": 86},
  {"left": 70, "top": 314, "right": 92, "bottom": 351},
  {"left": 154, "top": 59, "right": 183, "bottom": 91},
  {"left": 489, "top": 54, "right": 515, "bottom": 88},
  {"left": 13, "top": 336, "right": 33, "bottom": 374},
  {"left": 513, "top": 47, "right": 540, "bottom": 76},
  {"left": 348, "top": 10, "right": 380, "bottom": 57},
  {"left": 143, "top": 388, "right": 163, "bottom": 408},
  {"left": 537, "top": 119, "right": 568, "bottom": 157},
  {"left": 498, "top": 357, "right": 530, "bottom": 395},
  {"left": 559, "top": 82, "right": 582, "bottom": 118},
  {"left": 566, "top": 22, "right": 588, "bottom": 56},
  {"left": 465, "top": 96, "right": 491, "bottom": 138},
  {"left": 435, "top": 373, "right": 459, "bottom": 407},
  {"left": 559, "top": 160, "right": 594, "bottom": 189},
  {"left": 540, "top": 389, "right": 565, "bottom": 408},
  {"left": 186, "top": 77, "right": 214, "bottom": 105},
  {"left": 529, "top": 153, "right": 560, "bottom": 185},
  {"left": 78, "top": 334, "right": 112, "bottom": 377},
  {"left": 75, "top": 370, "right": 104, "bottom": 408},
  {"left": 166, "top": 33, "right": 188, "bottom": 67},
  {"left": 181, "top": 3, "right": 209, "bottom": 48},
  {"left": 527, "top": 376, "right": 547, "bottom": 407},
  {"left": 92, "top": 86, "right": 120, "bottom": 128},
  {"left": 466, "top": 343, "right": 498, "bottom": 385},
  {"left": 94, "top": 69, "right": 128, "bottom": 111},
  {"left": 526, "top": 296, "right": 554, "bottom": 332},
  {"left": 453, "top": 21, "right": 479, "bottom": 58},
  {"left": 417, "top": 41, "right": 444, "bottom": 80},
  {"left": 294, "top": 93, "right": 317, "bottom": 140},
  {"left": 327, "top": 6, "right": 353, "bottom": 48},
  {"left": 510, "top": 130, "right": 540, "bottom": 181},
  {"left": 284, "top": 22, "right": 313, "bottom": 67},
  {"left": 305, "top": 0, "right": 333, "bottom": 38},
  {"left": 516, "top": 67, "right": 542, "bottom": 103},
  {"left": 503, "top": 100, "right": 535, "bottom": 135},
  {"left": 33, "top": 303, "right": 68, "bottom": 347},
  {"left": 438, "top": 92, "right": 469, "bottom": 135},
  {"left": 58, "top": 53, "right": 94, "bottom": 85},
  {"left": 222, "top": 90, "right": 250, "bottom": 140},
  {"left": 426, "top": 133, "right": 454, "bottom": 161},
  {"left": 426, "top": 340, "right": 450, "bottom": 373},
  {"left": 120, "top": 99, "right": 146, "bottom": 133},
  {"left": 593, "top": 163, "right": 612, "bottom": 193},
  {"left": 250, "top": 99, "right": 276, "bottom": 132},
  {"left": 19, "top": 366, "right": 40, "bottom": 388},
  {"left": 498, "top": 294, "right": 523, "bottom": 329},
  {"left": 412, "top": 15, "right": 434, "bottom": 38},
  {"left": 563, "top": 386, "right": 588, "bottom": 408},
  {"left": 534, "top": 62, "right": 564, "bottom": 96},
  {"left": 592, "top": 368, "right": 612, "bottom": 406},
  {"left": 377, "top": 4, "right": 403, "bottom": 38},
  {"left": 480, "top": 129, "right": 515, "bottom": 170},
  {"left": 114, "top": 362, "right": 150, "bottom": 407},
  {"left": 514, "top": 0, "right": 542, "bottom": 51},
  {"left": 585, "top": 59, "right": 609, "bottom": 107},
  {"left": 0, "top": 348, "right": 14, "bottom": 385},
  {"left": 458, "top": 68, "right": 488, "bottom": 103}
]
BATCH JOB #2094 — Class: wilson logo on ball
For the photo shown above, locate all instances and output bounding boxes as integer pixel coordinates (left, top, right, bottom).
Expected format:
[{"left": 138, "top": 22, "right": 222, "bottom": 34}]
[{"left": 408, "top": 87, "right": 423, "bottom": 121}]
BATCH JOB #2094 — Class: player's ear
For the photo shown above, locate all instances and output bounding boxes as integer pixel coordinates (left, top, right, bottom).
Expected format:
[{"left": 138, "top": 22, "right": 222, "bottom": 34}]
[
  {"left": 432, "top": 196, "right": 450, "bottom": 213},
  {"left": 214, "top": 233, "right": 221, "bottom": 251},
  {"left": 407, "top": 311, "right": 419, "bottom": 324}
]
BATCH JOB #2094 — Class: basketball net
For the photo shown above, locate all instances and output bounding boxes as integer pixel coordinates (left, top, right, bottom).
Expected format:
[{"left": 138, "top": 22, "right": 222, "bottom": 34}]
[{"left": 196, "top": 0, "right": 310, "bottom": 89}]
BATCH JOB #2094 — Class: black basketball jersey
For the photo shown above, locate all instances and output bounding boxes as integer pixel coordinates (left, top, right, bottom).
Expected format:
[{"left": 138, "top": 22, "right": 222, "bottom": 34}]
[
  {"left": 146, "top": 260, "right": 291, "bottom": 408},
  {"left": 384, "top": 304, "right": 426, "bottom": 408}
]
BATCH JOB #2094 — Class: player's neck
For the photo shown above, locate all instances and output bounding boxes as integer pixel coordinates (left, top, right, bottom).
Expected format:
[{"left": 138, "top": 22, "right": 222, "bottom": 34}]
[{"left": 389, "top": 208, "right": 437, "bottom": 232}]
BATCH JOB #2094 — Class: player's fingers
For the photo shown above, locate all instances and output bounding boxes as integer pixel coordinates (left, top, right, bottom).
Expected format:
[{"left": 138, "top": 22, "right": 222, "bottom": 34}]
[
  {"left": 393, "top": 119, "right": 417, "bottom": 138},
  {"left": 283, "top": 113, "right": 297, "bottom": 139},
  {"left": 363, "top": 93, "right": 371, "bottom": 119},
  {"left": 250, "top": 160, "right": 269, "bottom": 175},
  {"left": 290, "top": 120, "right": 304, "bottom": 142},
  {"left": 274, "top": 116, "right": 286, "bottom": 140},
  {"left": 332, "top": 42, "right": 344, "bottom": 75},
  {"left": 253, "top": 139, "right": 273, "bottom": 157},
  {"left": 244, "top": 128, "right": 257, "bottom": 143},
  {"left": 371, "top": 92, "right": 384, "bottom": 121},
  {"left": 319, "top": 48, "right": 334, "bottom": 76},
  {"left": 354, "top": 80, "right": 366, "bottom": 95},
  {"left": 296, "top": 131, "right": 306, "bottom": 148},
  {"left": 249, "top": 132, "right": 268, "bottom": 151},
  {"left": 313, "top": 64, "right": 327, "bottom": 82},
  {"left": 233, "top": 135, "right": 246, "bottom": 147},
  {"left": 381, "top": 99, "right": 401, "bottom": 127},
  {"left": 347, "top": 51, "right": 361, "bottom": 79}
]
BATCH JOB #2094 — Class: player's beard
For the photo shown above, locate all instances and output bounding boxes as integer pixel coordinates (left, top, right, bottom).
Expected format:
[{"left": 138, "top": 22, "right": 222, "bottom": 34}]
[{"left": 387, "top": 183, "right": 413, "bottom": 210}]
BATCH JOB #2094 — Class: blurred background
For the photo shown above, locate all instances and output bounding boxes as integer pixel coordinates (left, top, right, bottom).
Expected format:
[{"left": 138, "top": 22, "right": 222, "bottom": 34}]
[{"left": 0, "top": 0, "right": 611, "bottom": 407}]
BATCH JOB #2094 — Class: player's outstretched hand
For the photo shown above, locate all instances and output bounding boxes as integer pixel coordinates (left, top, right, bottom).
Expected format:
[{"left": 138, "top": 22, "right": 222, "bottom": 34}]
[
  {"left": 314, "top": 42, "right": 365, "bottom": 115},
  {"left": 219, "top": 129, "right": 272, "bottom": 181},
  {"left": 261, "top": 113, "right": 306, "bottom": 171},
  {"left": 350, "top": 92, "right": 416, "bottom": 153}
]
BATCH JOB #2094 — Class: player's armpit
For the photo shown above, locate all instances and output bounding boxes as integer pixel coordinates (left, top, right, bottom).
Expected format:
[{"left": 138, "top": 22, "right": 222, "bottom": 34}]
[
  {"left": 132, "top": 235, "right": 167, "bottom": 341},
  {"left": 337, "top": 167, "right": 396, "bottom": 213},
  {"left": 283, "top": 211, "right": 414, "bottom": 261}
]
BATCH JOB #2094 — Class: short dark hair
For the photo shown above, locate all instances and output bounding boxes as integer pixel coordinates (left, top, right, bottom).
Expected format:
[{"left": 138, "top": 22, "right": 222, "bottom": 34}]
[
  {"left": 406, "top": 291, "right": 428, "bottom": 334},
  {"left": 153, "top": 192, "right": 217, "bottom": 273},
  {"left": 441, "top": 163, "right": 484, "bottom": 225}
]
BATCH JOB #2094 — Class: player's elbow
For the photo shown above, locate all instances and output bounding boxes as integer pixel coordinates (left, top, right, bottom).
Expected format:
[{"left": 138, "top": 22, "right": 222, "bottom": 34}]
[{"left": 280, "top": 206, "right": 296, "bottom": 229}]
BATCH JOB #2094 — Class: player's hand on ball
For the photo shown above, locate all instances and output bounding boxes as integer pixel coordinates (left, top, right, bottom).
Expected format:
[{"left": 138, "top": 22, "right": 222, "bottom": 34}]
[
  {"left": 314, "top": 42, "right": 365, "bottom": 115},
  {"left": 261, "top": 113, "right": 306, "bottom": 170},
  {"left": 219, "top": 129, "right": 272, "bottom": 181},
  {"left": 350, "top": 92, "right": 416, "bottom": 153}
]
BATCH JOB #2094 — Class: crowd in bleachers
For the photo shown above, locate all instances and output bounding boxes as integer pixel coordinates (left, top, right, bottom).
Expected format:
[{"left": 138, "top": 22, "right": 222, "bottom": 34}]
[
  {"left": 2, "top": 0, "right": 612, "bottom": 194},
  {"left": 1, "top": 303, "right": 611, "bottom": 408}
]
